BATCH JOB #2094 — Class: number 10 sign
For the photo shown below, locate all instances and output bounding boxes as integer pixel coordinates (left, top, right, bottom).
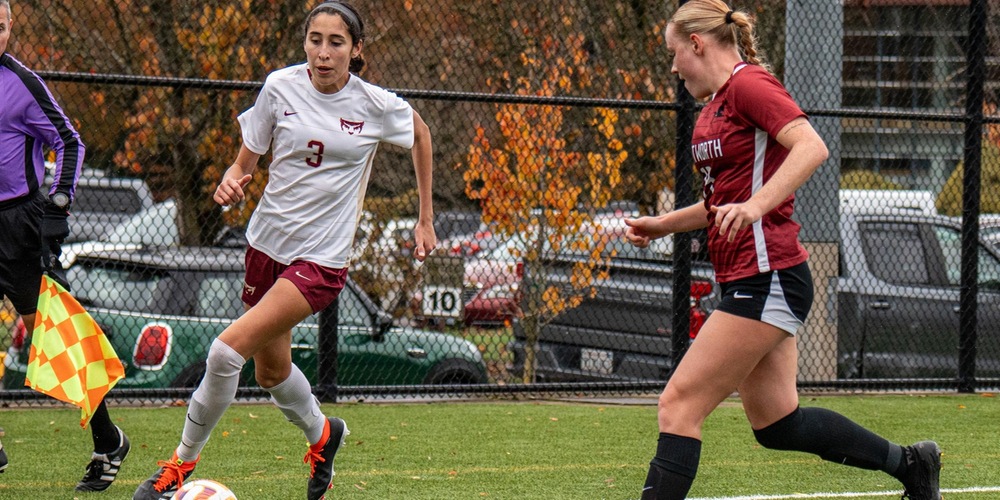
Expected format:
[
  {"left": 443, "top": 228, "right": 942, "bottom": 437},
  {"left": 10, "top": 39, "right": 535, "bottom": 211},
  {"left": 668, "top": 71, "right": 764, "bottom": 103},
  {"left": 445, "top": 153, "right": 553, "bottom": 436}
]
[{"left": 422, "top": 285, "right": 463, "bottom": 318}]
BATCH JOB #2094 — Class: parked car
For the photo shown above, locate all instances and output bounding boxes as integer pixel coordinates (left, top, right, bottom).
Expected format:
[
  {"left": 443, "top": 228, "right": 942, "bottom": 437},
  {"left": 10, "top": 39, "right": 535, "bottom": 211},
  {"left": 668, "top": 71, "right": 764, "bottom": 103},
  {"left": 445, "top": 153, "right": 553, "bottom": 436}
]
[
  {"left": 508, "top": 241, "right": 718, "bottom": 382},
  {"left": 594, "top": 200, "right": 640, "bottom": 218},
  {"left": 437, "top": 204, "right": 637, "bottom": 260},
  {"left": 839, "top": 189, "right": 937, "bottom": 216},
  {"left": 505, "top": 190, "right": 1000, "bottom": 383},
  {"left": 433, "top": 210, "right": 482, "bottom": 242},
  {"left": 977, "top": 214, "right": 1000, "bottom": 252},
  {"left": 421, "top": 217, "right": 675, "bottom": 329},
  {"left": 833, "top": 211, "right": 1000, "bottom": 378},
  {"left": 59, "top": 198, "right": 246, "bottom": 268},
  {"left": 45, "top": 170, "right": 154, "bottom": 243},
  {"left": 1, "top": 246, "right": 487, "bottom": 390},
  {"left": 437, "top": 223, "right": 505, "bottom": 259},
  {"left": 351, "top": 216, "right": 421, "bottom": 308},
  {"left": 461, "top": 239, "right": 524, "bottom": 326}
]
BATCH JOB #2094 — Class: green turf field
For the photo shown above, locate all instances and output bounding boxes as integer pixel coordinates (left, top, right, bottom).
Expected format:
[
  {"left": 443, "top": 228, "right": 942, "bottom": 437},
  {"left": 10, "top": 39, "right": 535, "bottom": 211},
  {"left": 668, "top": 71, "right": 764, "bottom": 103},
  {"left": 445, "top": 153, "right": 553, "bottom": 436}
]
[{"left": 0, "top": 394, "right": 996, "bottom": 499}]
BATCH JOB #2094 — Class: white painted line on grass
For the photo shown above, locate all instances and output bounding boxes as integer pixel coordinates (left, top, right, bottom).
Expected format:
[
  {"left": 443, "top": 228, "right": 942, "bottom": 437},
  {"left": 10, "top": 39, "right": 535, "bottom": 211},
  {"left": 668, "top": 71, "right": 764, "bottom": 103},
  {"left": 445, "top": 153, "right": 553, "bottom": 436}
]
[{"left": 689, "top": 485, "right": 1000, "bottom": 499}]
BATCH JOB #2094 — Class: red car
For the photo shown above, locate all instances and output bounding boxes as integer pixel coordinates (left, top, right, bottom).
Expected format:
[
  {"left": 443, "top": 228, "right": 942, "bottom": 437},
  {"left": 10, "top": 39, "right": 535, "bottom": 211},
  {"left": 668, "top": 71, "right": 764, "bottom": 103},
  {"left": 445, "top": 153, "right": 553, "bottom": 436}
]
[
  {"left": 460, "top": 248, "right": 523, "bottom": 326},
  {"left": 413, "top": 238, "right": 523, "bottom": 328}
]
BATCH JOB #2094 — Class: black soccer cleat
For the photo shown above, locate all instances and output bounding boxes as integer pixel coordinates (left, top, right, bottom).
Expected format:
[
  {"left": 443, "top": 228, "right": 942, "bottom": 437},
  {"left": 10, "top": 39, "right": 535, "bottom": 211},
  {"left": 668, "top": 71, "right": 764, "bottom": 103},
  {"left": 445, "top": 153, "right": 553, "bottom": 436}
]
[
  {"left": 900, "top": 440, "right": 942, "bottom": 500},
  {"left": 304, "top": 417, "right": 349, "bottom": 500},
  {"left": 76, "top": 426, "right": 131, "bottom": 491}
]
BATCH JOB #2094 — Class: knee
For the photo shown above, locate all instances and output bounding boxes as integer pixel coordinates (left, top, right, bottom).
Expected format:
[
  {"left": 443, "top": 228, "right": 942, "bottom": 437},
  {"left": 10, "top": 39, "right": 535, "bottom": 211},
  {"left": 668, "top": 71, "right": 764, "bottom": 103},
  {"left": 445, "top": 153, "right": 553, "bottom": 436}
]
[
  {"left": 254, "top": 363, "right": 291, "bottom": 388},
  {"left": 205, "top": 339, "right": 245, "bottom": 377},
  {"left": 655, "top": 384, "right": 702, "bottom": 431},
  {"left": 658, "top": 382, "right": 689, "bottom": 407},
  {"left": 656, "top": 385, "right": 679, "bottom": 416}
]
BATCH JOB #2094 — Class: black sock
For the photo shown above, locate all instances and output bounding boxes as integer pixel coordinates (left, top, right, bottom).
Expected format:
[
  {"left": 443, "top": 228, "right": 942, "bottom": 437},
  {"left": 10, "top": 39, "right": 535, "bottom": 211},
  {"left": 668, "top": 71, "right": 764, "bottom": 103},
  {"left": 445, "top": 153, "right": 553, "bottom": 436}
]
[
  {"left": 641, "top": 433, "right": 701, "bottom": 500},
  {"left": 753, "top": 407, "right": 905, "bottom": 476},
  {"left": 89, "top": 400, "right": 120, "bottom": 454},
  {"left": 891, "top": 445, "right": 913, "bottom": 480}
]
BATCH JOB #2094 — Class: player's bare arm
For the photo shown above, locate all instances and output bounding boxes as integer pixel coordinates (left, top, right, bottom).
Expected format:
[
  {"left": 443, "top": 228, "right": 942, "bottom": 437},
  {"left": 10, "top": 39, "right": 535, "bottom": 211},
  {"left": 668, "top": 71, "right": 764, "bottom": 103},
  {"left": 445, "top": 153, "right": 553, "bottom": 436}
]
[
  {"left": 411, "top": 109, "right": 436, "bottom": 261},
  {"left": 714, "top": 117, "right": 828, "bottom": 242},
  {"left": 625, "top": 203, "right": 710, "bottom": 248},
  {"left": 214, "top": 144, "right": 260, "bottom": 206}
]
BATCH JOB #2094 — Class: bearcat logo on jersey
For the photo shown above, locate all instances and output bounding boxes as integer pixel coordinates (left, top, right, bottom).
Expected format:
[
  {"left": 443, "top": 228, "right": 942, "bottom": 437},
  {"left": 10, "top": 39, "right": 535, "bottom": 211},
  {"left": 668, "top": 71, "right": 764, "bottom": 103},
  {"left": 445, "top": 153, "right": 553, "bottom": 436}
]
[{"left": 340, "top": 118, "right": 365, "bottom": 135}]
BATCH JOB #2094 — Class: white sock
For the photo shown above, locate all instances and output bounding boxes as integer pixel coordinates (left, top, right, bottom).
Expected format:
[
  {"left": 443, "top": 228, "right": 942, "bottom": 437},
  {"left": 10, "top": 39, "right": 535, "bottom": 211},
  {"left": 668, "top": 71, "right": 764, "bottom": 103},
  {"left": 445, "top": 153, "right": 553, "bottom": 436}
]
[
  {"left": 177, "top": 338, "right": 245, "bottom": 461},
  {"left": 265, "top": 364, "right": 325, "bottom": 445}
]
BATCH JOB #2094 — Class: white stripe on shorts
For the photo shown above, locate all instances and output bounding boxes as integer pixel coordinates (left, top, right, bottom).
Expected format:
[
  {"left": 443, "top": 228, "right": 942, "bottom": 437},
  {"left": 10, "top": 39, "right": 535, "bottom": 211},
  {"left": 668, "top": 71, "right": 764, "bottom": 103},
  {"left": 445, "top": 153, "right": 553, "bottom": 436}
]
[{"left": 761, "top": 271, "right": 804, "bottom": 335}]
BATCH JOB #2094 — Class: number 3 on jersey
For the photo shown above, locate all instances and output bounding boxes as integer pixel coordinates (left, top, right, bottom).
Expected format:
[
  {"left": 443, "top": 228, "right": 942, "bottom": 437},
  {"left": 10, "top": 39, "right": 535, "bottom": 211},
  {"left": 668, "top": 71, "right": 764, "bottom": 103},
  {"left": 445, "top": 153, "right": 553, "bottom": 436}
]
[{"left": 306, "top": 140, "right": 325, "bottom": 167}]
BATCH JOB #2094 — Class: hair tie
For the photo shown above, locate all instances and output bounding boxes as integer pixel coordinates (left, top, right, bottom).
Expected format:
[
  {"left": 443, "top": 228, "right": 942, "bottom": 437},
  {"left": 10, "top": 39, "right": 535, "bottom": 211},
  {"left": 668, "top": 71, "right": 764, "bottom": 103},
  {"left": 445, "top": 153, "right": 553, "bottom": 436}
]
[{"left": 724, "top": 10, "right": 735, "bottom": 24}]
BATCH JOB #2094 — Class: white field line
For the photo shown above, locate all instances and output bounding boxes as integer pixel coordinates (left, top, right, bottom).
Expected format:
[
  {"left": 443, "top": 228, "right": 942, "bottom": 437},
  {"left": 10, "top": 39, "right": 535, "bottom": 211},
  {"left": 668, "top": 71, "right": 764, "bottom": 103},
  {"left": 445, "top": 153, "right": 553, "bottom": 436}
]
[{"left": 689, "top": 485, "right": 1000, "bottom": 499}]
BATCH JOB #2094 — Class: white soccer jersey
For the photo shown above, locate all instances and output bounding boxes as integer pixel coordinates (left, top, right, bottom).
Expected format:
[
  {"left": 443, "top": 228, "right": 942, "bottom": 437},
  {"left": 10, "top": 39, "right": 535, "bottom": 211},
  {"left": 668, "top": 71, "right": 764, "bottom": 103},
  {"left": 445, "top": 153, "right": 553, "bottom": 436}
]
[{"left": 238, "top": 64, "right": 415, "bottom": 268}]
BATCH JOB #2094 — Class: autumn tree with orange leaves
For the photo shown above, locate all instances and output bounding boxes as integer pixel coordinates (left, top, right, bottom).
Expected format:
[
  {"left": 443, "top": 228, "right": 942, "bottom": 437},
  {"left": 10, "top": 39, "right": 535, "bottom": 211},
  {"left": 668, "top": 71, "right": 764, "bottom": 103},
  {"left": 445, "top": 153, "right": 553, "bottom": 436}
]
[
  {"left": 463, "top": 34, "right": 628, "bottom": 383},
  {"left": 113, "top": 1, "right": 306, "bottom": 245}
]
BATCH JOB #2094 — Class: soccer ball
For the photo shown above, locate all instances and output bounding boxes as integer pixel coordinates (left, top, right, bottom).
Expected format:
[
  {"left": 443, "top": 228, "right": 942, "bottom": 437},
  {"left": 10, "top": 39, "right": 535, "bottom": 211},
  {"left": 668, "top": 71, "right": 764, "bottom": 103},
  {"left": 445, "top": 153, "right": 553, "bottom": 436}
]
[{"left": 173, "top": 479, "right": 237, "bottom": 500}]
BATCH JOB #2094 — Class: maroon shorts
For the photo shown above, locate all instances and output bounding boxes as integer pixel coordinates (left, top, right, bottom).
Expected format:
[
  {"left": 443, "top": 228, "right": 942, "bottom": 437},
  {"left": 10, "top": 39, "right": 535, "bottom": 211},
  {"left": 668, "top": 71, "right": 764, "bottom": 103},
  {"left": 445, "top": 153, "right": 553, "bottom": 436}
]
[{"left": 242, "top": 246, "right": 348, "bottom": 313}]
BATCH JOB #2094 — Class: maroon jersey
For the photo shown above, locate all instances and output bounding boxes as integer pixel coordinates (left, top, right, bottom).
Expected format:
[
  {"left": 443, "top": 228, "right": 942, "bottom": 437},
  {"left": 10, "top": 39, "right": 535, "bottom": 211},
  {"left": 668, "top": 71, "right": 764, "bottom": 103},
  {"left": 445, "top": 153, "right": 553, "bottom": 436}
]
[{"left": 692, "top": 63, "right": 809, "bottom": 282}]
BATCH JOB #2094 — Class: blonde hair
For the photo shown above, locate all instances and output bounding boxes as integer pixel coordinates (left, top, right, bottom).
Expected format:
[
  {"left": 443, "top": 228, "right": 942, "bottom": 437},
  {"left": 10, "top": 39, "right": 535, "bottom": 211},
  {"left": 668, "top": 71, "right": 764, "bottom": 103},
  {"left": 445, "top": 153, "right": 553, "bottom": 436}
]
[{"left": 670, "top": 0, "right": 770, "bottom": 74}]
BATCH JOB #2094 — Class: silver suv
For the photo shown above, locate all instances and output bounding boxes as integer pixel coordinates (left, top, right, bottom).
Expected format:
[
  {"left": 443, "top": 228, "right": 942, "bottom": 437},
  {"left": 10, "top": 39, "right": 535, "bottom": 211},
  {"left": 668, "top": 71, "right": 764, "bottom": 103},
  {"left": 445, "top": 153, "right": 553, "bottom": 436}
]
[{"left": 46, "top": 171, "right": 154, "bottom": 243}]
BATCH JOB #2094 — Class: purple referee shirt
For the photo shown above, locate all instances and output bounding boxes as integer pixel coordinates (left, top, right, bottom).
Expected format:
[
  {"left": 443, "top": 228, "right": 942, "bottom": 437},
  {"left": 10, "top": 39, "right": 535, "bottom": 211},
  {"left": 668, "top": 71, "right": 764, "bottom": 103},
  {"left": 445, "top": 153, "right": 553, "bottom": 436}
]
[{"left": 0, "top": 52, "right": 84, "bottom": 204}]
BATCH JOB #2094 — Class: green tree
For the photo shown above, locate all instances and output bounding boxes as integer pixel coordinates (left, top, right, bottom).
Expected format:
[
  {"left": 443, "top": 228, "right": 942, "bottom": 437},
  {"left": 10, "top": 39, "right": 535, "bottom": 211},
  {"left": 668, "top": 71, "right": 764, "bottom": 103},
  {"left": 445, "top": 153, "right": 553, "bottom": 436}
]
[
  {"left": 936, "top": 142, "right": 1000, "bottom": 216},
  {"left": 840, "top": 170, "right": 907, "bottom": 190}
]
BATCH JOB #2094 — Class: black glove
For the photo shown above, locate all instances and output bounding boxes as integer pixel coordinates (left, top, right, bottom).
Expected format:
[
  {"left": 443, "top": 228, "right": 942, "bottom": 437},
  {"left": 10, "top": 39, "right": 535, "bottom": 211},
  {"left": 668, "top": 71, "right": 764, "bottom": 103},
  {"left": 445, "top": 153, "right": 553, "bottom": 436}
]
[
  {"left": 41, "top": 202, "right": 70, "bottom": 246},
  {"left": 46, "top": 260, "right": 73, "bottom": 292}
]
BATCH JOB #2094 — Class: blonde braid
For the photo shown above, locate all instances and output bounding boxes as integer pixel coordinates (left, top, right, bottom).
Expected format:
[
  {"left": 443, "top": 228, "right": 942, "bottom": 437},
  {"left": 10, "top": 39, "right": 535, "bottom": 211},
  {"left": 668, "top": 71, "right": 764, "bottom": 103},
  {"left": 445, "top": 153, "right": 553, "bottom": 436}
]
[{"left": 729, "top": 11, "right": 771, "bottom": 74}]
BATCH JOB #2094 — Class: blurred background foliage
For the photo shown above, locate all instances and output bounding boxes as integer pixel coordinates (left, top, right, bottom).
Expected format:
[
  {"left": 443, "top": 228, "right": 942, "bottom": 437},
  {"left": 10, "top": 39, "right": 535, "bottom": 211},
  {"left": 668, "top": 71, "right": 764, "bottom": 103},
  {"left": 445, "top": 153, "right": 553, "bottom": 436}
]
[{"left": 7, "top": 0, "right": 785, "bottom": 246}]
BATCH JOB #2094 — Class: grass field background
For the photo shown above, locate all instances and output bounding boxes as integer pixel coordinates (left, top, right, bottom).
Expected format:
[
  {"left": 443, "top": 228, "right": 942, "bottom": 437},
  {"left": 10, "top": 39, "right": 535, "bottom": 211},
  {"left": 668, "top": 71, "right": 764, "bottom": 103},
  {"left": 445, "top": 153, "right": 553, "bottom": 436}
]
[{"left": 0, "top": 394, "right": 996, "bottom": 499}]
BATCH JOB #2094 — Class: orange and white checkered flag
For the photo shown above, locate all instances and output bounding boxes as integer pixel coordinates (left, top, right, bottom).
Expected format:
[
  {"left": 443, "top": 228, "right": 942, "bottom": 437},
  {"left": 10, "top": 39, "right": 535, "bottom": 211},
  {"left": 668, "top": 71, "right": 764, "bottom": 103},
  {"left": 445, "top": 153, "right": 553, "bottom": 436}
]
[{"left": 26, "top": 274, "right": 125, "bottom": 428}]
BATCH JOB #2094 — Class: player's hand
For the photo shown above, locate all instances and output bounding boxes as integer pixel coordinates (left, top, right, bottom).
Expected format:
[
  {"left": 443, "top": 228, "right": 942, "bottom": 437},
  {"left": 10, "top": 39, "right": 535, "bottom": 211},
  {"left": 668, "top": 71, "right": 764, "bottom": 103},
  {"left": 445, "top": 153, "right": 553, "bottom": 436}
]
[
  {"left": 214, "top": 174, "right": 252, "bottom": 206},
  {"left": 41, "top": 202, "right": 70, "bottom": 246},
  {"left": 412, "top": 220, "right": 437, "bottom": 262},
  {"left": 624, "top": 217, "right": 666, "bottom": 248},
  {"left": 710, "top": 202, "right": 763, "bottom": 243}
]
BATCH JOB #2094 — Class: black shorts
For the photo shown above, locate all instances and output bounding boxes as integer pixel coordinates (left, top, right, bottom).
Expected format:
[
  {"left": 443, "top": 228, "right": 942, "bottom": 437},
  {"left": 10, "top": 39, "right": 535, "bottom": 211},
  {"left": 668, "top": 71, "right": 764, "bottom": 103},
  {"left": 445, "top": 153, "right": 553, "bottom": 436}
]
[
  {"left": 0, "top": 192, "right": 45, "bottom": 315},
  {"left": 715, "top": 261, "right": 813, "bottom": 335}
]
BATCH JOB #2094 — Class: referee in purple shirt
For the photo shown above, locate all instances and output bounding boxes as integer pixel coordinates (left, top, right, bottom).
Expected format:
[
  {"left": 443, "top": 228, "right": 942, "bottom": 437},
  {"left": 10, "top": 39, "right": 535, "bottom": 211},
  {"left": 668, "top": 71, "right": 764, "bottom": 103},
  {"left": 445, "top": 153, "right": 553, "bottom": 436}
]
[{"left": 0, "top": 0, "right": 130, "bottom": 491}]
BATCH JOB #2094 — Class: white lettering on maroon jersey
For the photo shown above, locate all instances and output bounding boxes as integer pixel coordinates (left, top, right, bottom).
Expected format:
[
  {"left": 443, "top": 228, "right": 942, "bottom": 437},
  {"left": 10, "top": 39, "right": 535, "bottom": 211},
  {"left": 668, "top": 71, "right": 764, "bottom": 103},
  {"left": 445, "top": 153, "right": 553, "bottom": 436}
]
[{"left": 691, "top": 138, "right": 723, "bottom": 163}]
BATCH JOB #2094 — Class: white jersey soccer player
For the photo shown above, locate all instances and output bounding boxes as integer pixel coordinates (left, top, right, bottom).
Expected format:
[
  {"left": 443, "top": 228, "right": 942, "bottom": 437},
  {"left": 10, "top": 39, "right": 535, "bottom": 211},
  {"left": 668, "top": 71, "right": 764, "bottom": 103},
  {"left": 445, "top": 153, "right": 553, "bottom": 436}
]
[{"left": 238, "top": 63, "right": 416, "bottom": 268}]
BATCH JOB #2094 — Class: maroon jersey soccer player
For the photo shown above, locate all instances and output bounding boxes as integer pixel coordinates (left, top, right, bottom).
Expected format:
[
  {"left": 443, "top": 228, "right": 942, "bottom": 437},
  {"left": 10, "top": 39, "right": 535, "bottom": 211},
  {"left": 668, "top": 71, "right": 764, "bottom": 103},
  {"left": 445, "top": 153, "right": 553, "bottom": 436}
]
[
  {"left": 623, "top": 1, "right": 942, "bottom": 499},
  {"left": 691, "top": 63, "right": 809, "bottom": 282}
]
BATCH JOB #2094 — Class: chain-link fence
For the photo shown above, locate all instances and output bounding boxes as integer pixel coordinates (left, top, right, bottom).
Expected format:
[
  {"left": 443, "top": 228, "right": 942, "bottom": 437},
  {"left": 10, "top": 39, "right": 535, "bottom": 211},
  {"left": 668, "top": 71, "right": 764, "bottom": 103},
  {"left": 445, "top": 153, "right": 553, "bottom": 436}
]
[{"left": 2, "top": 0, "right": 999, "bottom": 406}]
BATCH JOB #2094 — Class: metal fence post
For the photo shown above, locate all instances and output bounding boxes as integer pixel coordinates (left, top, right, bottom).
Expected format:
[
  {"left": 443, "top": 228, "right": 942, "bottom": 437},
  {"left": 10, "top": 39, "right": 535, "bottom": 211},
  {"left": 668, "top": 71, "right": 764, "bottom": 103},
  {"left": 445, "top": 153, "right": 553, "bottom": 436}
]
[
  {"left": 784, "top": 0, "right": 843, "bottom": 383},
  {"left": 671, "top": 0, "right": 695, "bottom": 373},
  {"left": 958, "top": 0, "right": 986, "bottom": 394},
  {"left": 317, "top": 298, "right": 339, "bottom": 403}
]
